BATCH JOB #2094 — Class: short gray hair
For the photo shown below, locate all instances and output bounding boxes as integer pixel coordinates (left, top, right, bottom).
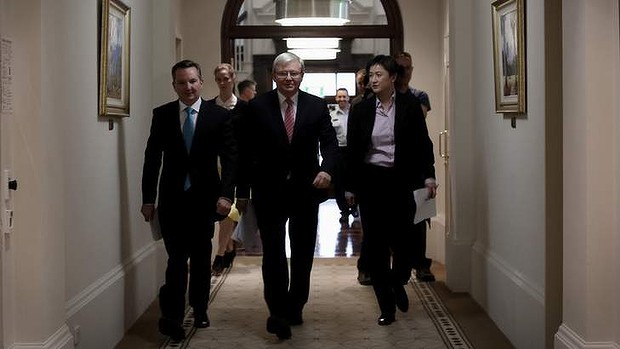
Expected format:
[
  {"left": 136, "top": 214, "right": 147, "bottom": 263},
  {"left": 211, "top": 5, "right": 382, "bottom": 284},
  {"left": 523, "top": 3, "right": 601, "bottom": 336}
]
[{"left": 272, "top": 52, "right": 305, "bottom": 72}]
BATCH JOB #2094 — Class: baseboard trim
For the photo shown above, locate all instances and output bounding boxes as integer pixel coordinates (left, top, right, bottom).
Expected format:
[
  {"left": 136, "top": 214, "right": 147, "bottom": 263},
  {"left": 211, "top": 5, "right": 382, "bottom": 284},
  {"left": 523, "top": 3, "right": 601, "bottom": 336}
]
[
  {"left": 65, "top": 241, "right": 160, "bottom": 318},
  {"left": 555, "top": 323, "right": 620, "bottom": 349},
  {"left": 472, "top": 241, "right": 544, "bottom": 305},
  {"left": 8, "top": 324, "right": 73, "bottom": 349}
]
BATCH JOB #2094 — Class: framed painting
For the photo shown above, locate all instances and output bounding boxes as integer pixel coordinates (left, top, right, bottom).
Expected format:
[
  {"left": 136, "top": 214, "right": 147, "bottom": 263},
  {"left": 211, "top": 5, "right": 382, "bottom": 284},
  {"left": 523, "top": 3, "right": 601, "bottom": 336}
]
[
  {"left": 99, "top": 0, "right": 131, "bottom": 117},
  {"left": 491, "top": 0, "right": 526, "bottom": 113}
]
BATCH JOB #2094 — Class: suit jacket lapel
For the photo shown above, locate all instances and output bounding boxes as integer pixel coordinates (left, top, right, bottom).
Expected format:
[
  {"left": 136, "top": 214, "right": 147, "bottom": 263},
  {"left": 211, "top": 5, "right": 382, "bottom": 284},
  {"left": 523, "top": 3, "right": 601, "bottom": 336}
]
[
  {"left": 361, "top": 96, "right": 377, "bottom": 145},
  {"left": 394, "top": 94, "right": 406, "bottom": 145},
  {"left": 269, "top": 90, "right": 290, "bottom": 144}
]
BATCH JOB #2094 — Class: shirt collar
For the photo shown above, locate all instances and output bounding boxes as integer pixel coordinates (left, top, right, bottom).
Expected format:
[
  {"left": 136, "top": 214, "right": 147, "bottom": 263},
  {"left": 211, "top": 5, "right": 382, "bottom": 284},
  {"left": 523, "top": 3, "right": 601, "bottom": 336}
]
[
  {"left": 180, "top": 99, "right": 202, "bottom": 114},
  {"left": 277, "top": 91, "right": 299, "bottom": 106},
  {"left": 215, "top": 94, "right": 237, "bottom": 110},
  {"left": 334, "top": 105, "right": 349, "bottom": 115},
  {"left": 375, "top": 92, "right": 396, "bottom": 110}
]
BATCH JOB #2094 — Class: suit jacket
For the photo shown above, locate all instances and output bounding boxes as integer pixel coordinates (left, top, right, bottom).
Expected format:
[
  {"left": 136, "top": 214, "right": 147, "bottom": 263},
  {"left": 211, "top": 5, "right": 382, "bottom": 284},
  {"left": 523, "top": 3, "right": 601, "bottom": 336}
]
[
  {"left": 142, "top": 98, "right": 237, "bottom": 217},
  {"left": 207, "top": 97, "right": 248, "bottom": 146},
  {"left": 344, "top": 92, "right": 435, "bottom": 194},
  {"left": 236, "top": 89, "right": 338, "bottom": 205}
]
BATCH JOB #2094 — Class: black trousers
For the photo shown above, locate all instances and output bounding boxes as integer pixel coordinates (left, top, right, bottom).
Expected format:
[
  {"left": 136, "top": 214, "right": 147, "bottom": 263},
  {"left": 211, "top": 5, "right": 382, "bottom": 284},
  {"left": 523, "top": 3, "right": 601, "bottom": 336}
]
[
  {"left": 333, "top": 147, "right": 350, "bottom": 215},
  {"left": 254, "top": 181, "right": 319, "bottom": 319},
  {"left": 412, "top": 220, "right": 432, "bottom": 270},
  {"left": 158, "top": 189, "right": 214, "bottom": 323},
  {"left": 356, "top": 164, "right": 415, "bottom": 316}
]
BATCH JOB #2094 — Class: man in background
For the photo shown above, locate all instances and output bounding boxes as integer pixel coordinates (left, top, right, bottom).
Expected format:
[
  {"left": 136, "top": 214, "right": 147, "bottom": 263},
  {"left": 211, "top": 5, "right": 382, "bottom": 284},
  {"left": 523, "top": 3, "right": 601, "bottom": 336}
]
[
  {"left": 330, "top": 87, "right": 358, "bottom": 225},
  {"left": 395, "top": 51, "right": 435, "bottom": 282},
  {"left": 237, "top": 79, "right": 257, "bottom": 102}
]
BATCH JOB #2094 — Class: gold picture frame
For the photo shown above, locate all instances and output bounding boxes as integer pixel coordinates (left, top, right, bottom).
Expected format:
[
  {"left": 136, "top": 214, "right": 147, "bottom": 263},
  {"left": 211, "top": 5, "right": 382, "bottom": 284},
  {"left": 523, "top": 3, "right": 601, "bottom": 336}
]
[
  {"left": 491, "top": 0, "right": 526, "bottom": 113},
  {"left": 99, "top": 0, "right": 131, "bottom": 117}
]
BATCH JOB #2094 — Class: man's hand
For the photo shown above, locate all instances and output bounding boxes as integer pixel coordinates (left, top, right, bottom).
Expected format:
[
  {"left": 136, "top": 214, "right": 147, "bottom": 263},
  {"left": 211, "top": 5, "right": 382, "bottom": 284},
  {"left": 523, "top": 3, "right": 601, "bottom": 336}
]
[
  {"left": 426, "top": 182, "right": 438, "bottom": 199},
  {"left": 141, "top": 204, "right": 155, "bottom": 222},
  {"left": 312, "top": 171, "right": 332, "bottom": 189},
  {"left": 216, "top": 197, "right": 233, "bottom": 216}
]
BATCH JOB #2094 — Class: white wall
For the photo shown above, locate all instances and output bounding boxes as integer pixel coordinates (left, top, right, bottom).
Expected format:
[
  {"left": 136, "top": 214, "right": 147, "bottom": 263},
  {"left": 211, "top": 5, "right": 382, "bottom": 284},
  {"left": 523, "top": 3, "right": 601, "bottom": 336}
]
[
  {"left": 1, "top": 0, "right": 70, "bottom": 347},
  {"left": 448, "top": 0, "right": 548, "bottom": 347},
  {"left": 556, "top": 0, "right": 620, "bottom": 348},
  {"left": 60, "top": 0, "right": 174, "bottom": 347},
  {"left": 399, "top": 0, "right": 447, "bottom": 265},
  {"left": 0, "top": 0, "right": 177, "bottom": 348},
  {"left": 180, "top": 0, "right": 227, "bottom": 99}
]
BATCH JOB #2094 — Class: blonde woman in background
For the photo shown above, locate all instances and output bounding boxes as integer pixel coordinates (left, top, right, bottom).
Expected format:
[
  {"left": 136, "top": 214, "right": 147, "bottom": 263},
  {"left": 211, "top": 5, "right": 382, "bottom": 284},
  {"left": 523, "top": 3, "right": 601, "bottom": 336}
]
[{"left": 209, "top": 63, "right": 244, "bottom": 275}]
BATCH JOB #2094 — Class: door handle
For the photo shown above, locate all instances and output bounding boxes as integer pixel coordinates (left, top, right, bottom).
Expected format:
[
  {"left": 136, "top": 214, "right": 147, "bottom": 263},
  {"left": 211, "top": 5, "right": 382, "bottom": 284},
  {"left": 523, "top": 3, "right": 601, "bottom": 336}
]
[{"left": 439, "top": 130, "right": 449, "bottom": 162}]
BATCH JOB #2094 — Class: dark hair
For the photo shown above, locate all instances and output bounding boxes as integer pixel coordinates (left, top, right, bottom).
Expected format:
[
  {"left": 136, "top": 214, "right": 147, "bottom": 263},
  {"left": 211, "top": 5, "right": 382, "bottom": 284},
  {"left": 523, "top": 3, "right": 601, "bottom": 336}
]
[
  {"left": 237, "top": 79, "right": 257, "bottom": 93},
  {"left": 395, "top": 51, "right": 413, "bottom": 62},
  {"left": 366, "top": 55, "right": 400, "bottom": 77},
  {"left": 394, "top": 52, "right": 412, "bottom": 80},
  {"left": 171, "top": 59, "right": 202, "bottom": 81},
  {"left": 336, "top": 87, "right": 349, "bottom": 95}
]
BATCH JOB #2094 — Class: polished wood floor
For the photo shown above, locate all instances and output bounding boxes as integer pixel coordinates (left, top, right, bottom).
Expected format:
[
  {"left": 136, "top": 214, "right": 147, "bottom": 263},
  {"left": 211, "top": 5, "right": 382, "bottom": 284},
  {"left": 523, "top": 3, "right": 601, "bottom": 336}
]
[{"left": 235, "top": 199, "right": 364, "bottom": 258}]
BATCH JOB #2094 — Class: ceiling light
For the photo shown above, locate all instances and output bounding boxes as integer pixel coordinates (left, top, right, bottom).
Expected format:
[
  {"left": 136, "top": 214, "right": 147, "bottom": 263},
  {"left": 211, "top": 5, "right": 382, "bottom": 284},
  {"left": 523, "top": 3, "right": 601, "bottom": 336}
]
[
  {"left": 289, "top": 48, "right": 340, "bottom": 60},
  {"left": 275, "top": 0, "right": 350, "bottom": 26},
  {"left": 285, "top": 38, "right": 341, "bottom": 49}
]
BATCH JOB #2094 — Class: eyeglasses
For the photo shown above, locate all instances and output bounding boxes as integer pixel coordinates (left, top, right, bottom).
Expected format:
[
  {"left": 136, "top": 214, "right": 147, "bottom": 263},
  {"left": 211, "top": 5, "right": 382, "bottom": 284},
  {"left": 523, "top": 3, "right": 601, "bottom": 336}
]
[{"left": 274, "top": 71, "right": 303, "bottom": 80}]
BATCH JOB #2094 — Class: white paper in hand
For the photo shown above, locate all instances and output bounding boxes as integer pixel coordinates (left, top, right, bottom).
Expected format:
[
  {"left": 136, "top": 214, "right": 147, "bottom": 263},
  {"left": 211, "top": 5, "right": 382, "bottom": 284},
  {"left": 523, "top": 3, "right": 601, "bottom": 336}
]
[
  {"left": 150, "top": 208, "right": 162, "bottom": 241},
  {"left": 413, "top": 188, "right": 437, "bottom": 224}
]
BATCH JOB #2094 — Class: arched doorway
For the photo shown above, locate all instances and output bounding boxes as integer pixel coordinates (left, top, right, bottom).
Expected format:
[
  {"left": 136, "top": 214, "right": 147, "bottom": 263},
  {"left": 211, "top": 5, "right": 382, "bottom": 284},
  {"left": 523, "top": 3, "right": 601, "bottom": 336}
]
[
  {"left": 220, "top": 0, "right": 404, "bottom": 100},
  {"left": 220, "top": 0, "right": 404, "bottom": 62}
]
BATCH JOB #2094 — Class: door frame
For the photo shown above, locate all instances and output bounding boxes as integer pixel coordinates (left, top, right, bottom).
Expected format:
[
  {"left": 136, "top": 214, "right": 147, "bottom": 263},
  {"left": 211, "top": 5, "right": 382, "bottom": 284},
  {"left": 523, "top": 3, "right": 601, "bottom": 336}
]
[{"left": 219, "top": 0, "right": 404, "bottom": 63}]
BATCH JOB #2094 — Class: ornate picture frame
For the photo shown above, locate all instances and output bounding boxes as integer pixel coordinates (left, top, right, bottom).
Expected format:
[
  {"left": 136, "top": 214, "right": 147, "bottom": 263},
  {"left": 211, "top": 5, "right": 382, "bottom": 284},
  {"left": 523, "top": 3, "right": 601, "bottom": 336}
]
[
  {"left": 99, "top": 0, "right": 131, "bottom": 117},
  {"left": 491, "top": 0, "right": 526, "bottom": 113}
]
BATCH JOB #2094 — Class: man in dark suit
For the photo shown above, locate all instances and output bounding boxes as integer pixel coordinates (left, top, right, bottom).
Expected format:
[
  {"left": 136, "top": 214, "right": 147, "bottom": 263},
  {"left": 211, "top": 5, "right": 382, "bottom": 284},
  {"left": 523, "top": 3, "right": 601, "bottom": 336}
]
[
  {"left": 236, "top": 52, "right": 338, "bottom": 340},
  {"left": 141, "top": 59, "right": 237, "bottom": 341},
  {"left": 395, "top": 51, "right": 436, "bottom": 282}
]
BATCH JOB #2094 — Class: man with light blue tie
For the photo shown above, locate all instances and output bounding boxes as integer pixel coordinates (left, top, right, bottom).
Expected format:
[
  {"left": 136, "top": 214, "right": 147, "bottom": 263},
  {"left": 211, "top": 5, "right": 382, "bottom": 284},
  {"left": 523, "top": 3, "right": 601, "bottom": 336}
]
[{"left": 141, "top": 59, "right": 237, "bottom": 341}]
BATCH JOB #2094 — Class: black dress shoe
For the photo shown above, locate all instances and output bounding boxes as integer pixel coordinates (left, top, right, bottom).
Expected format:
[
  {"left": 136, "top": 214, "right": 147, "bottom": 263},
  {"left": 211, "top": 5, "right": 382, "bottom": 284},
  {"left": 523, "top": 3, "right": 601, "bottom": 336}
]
[
  {"left": 357, "top": 271, "right": 372, "bottom": 286},
  {"left": 416, "top": 267, "right": 436, "bottom": 282},
  {"left": 377, "top": 314, "right": 395, "bottom": 326},
  {"left": 193, "top": 312, "right": 210, "bottom": 328},
  {"left": 266, "top": 316, "right": 292, "bottom": 339},
  {"left": 223, "top": 249, "right": 236, "bottom": 268},
  {"left": 158, "top": 318, "right": 186, "bottom": 341},
  {"left": 394, "top": 285, "right": 409, "bottom": 312},
  {"left": 212, "top": 255, "right": 224, "bottom": 275}
]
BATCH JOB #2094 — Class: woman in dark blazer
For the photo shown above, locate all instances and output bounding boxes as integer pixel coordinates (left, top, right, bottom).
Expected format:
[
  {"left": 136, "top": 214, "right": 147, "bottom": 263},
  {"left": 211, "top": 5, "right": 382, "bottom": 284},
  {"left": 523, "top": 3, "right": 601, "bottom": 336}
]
[{"left": 344, "top": 55, "right": 437, "bottom": 326}]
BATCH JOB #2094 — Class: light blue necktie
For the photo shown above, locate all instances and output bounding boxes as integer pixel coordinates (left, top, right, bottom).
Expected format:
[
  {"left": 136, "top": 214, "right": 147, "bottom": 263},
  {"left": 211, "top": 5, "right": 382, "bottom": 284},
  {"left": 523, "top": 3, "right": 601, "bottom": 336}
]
[{"left": 183, "top": 107, "right": 195, "bottom": 190}]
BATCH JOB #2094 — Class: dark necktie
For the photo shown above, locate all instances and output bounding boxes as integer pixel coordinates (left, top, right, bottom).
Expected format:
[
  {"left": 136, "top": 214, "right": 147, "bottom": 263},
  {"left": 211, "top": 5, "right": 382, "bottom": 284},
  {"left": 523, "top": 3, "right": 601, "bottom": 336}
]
[
  {"left": 183, "top": 107, "right": 195, "bottom": 190},
  {"left": 183, "top": 107, "right": 195, "bottom": 151},
  {"left": 284, "top": 98, "right": 295, "bottom": 142}
]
